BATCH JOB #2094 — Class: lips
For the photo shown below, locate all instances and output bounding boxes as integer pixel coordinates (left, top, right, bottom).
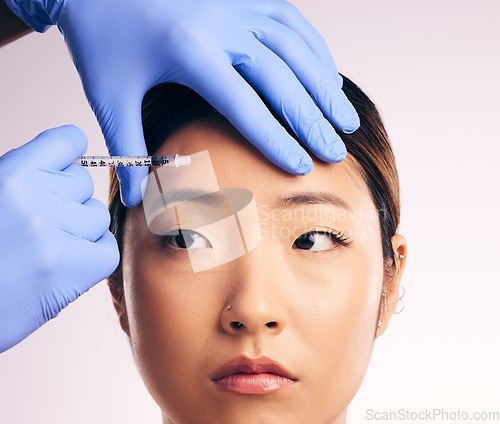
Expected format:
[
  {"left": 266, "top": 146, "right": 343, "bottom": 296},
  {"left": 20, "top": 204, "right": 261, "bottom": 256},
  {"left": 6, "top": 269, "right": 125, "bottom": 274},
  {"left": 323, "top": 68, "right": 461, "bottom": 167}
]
[
  {"left": 211, "top": 355, "right": 298, "bottom": 394},
  {"left": 212, "top": 355, "right": 297, "bottom": 381}
]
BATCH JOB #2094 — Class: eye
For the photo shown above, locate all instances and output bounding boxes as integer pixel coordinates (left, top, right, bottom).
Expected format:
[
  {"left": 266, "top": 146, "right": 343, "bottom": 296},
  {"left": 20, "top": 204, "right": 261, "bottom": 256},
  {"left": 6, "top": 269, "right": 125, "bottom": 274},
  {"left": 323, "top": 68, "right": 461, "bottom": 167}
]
[
  {"left": 157, "top": 229, "right": 212, "bottom": 252},
  {"left": 293, "top": 230, "right": 350, "bottom": 252}
]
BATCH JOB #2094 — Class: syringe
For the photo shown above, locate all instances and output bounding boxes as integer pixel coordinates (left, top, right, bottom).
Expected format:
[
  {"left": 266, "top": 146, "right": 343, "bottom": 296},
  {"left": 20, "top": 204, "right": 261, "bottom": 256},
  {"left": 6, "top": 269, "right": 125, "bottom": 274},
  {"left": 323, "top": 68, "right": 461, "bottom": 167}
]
[{"left": 73, "top": 154, "right": 191, "bottom": 167}]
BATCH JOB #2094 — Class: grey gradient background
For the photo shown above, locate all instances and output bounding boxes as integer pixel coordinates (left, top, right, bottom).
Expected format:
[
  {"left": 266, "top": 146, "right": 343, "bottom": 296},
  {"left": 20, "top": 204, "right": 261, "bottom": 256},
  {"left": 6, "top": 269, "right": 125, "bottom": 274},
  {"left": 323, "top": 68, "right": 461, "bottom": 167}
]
[{"left": 1, "top": 0, "right": 499, "bottom": 422}]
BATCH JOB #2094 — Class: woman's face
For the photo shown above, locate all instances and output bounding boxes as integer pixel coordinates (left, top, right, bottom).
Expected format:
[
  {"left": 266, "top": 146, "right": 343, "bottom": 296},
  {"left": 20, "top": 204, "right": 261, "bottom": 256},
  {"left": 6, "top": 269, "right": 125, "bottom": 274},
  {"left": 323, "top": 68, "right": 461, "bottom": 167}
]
[{"left": 117, "top": 121, "right": 404, "bottom": 424}]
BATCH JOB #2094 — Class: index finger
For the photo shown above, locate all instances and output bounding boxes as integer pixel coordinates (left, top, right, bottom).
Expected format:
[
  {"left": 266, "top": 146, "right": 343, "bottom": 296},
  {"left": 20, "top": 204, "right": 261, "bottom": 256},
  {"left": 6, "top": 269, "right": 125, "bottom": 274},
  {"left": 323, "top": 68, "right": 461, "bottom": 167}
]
[{"left": 11, "top": 125, "right": 88, "bottom": 171}]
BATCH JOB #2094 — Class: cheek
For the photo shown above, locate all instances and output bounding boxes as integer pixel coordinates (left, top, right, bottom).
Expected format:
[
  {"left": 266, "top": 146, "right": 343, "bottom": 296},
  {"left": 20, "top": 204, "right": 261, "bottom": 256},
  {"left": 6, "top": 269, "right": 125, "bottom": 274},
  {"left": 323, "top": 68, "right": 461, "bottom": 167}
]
[
  {"left": 121, "top": 215, "right": 219, "bottom": 412},
  {"left": 287, "top": 235, "right": 384, "bottom": 402}
]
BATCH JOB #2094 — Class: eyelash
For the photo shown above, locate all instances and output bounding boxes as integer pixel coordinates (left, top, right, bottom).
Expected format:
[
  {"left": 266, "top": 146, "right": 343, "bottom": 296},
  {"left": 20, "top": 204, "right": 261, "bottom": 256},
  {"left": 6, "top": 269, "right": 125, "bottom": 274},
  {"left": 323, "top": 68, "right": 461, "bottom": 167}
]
[
  {"left": 294, "top": 228, "right": 352, "bottom": 254},
  {"left": 155, "top": 227, "right": 352, "bottom": 254},
  {"left": 155, "top": 230, "right": 212, "bottom": 255}
]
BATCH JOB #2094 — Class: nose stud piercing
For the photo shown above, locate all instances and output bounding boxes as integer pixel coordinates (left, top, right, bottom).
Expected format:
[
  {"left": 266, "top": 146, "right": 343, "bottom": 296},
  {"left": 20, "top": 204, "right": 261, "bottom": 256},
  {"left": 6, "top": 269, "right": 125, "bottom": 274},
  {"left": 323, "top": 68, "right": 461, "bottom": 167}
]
[{"left": 227, "top": 305, "right": 231, "bottom": 310}]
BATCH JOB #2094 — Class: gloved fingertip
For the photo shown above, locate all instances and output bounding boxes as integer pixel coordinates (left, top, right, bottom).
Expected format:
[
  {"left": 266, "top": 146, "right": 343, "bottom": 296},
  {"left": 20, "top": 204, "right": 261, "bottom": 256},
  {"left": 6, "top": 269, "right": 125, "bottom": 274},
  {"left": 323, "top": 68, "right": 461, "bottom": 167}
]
[
  {"left": 327, "top": 137, "right": 347, "bottom": 161},
  {"left": 117, "top": 167, "right": 147, "bottom": 208},
  {"left": 329, "top": 149, "right": 347, "bottom": 163},
  {"left": 119, "top": 182, "right": 142, "bottom": 208},
  {"left": 101, "top": 231, "right": 121, "bottom": 275},
  {"left": 294, "top": 155, "right": 314, "bottom": 175},
  {"left": 55, "top": 124, "right": 88, "bottom": 152},
  {"left": 341, "top": 114, "right": 361, "bottom": 134},
  {"left": 328, "top": 88, "right": 361, "bottom": 134}
]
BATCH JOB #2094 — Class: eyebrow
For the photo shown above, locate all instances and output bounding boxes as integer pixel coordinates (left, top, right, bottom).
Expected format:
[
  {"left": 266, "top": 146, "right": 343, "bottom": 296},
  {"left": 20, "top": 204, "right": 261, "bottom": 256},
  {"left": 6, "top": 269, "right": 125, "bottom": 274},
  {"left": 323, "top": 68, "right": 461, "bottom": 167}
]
[
  {"left": 273, "top": 191, "right": 352, "bottom": 211},
  {"left": 150, "top": 189, "right": 352, "bottom": 212},
  {"left": 150, "top": 189, "right": 223, "bottom": 212}
]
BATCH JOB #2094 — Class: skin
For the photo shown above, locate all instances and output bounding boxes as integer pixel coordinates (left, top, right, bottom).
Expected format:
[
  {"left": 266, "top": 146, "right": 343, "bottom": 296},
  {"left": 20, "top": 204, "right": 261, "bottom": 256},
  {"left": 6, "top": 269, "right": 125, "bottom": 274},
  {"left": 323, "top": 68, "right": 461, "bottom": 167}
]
[{"left": 112, "top": 121, "right": 407, "bottom": 424}]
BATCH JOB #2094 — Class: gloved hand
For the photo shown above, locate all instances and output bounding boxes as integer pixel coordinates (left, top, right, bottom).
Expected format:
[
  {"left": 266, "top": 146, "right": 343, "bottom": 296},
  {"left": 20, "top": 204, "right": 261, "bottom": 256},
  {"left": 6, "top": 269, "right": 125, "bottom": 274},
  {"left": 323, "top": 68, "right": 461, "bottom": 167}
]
[
  {"left": 5, "top": 0, "right": 360, "bottom": 208},
  {"left": 0, "top": 125, "right": 119, "bottom": 353}
]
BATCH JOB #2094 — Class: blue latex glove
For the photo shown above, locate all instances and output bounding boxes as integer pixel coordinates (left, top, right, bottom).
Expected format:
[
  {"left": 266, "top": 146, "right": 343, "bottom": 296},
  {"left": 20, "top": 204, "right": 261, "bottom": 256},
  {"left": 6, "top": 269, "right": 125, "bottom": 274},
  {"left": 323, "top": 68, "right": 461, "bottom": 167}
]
[
  {"left": 6, "top": 0, "right": 360, "bottom": 208},
  {"left": 0, "top": 125, "right": 119, "bottom": 353}
]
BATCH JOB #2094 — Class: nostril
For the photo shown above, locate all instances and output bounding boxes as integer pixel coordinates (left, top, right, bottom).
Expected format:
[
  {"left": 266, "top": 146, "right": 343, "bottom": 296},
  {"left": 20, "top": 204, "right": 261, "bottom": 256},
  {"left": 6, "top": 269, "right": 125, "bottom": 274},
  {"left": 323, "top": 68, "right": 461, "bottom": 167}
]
[
  {"left": 266, "top": 322, "right": 278, "bottom": 328},
  {"left": 231, "top": 321, "right": 244, "bottom": 329}
]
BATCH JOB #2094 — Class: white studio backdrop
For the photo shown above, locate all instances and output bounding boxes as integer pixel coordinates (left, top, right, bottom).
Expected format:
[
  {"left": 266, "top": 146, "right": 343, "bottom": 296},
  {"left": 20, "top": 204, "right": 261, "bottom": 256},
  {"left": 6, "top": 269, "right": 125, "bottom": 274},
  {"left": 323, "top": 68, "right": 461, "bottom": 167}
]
[{"left": 1, "top": 1, "right": 499, "bottom": 423}]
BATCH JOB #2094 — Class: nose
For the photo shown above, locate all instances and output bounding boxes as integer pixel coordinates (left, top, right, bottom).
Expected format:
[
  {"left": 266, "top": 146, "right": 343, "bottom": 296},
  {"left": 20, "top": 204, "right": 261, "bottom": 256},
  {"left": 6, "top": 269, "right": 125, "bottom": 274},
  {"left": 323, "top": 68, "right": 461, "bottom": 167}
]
[{"left": 220, "top": 249, "right": 288, "bottom": 337}]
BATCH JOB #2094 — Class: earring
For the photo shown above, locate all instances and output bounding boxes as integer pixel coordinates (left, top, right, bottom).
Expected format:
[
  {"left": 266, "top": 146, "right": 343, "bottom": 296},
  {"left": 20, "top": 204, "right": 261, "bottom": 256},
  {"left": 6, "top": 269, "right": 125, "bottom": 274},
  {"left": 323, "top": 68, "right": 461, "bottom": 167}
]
[
  {"left": 394, "top": 286, "right": 405, "bottom": 314},
  {"left": 399, "top": 254, "right": 404, "bottom": 259},
  {"left": 377, "top": 321, "right": 382, "bottom": 327}
]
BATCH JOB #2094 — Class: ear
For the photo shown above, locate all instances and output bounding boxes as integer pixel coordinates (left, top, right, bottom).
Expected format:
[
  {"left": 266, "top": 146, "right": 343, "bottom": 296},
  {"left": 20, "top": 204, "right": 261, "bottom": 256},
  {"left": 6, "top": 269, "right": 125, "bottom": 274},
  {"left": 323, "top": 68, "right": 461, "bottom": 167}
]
[
  {"left": 108, "top": 280, "right": 131, "bottom": 337},
  {"left": 376, "top": 234, "right": 407, "bottom": 338}
]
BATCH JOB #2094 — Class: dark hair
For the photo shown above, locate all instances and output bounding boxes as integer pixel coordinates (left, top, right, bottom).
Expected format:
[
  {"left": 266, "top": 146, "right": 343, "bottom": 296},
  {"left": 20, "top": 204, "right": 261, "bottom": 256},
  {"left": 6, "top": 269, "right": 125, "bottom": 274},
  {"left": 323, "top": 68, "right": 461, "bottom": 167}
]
[{"left": 108, "top": 77, "right": 400, "bottom": 303}]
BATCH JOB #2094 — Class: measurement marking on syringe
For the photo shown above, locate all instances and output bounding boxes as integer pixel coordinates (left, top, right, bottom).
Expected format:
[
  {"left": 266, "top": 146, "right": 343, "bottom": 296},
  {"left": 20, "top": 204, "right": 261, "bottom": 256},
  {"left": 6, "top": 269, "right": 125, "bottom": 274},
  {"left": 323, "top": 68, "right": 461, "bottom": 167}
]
[{"left": 73, "top": 155, "right": 191, "bottom": 167}]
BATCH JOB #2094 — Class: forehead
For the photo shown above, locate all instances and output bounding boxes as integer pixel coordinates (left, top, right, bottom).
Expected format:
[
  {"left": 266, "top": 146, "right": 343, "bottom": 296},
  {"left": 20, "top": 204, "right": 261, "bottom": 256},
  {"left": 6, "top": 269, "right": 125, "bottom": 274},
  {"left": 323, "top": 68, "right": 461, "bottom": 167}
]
[{"left": 152, "top": 121, "right": 375, "bottom": 216}]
